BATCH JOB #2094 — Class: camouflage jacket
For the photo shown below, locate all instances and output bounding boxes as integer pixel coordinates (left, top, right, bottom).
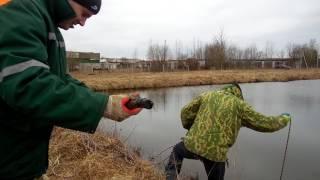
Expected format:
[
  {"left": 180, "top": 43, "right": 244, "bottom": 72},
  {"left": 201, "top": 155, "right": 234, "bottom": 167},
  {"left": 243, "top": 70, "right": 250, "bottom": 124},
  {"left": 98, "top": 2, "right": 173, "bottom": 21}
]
[{"left": 181, "top": 84, "right": 290, "bottom": 162}]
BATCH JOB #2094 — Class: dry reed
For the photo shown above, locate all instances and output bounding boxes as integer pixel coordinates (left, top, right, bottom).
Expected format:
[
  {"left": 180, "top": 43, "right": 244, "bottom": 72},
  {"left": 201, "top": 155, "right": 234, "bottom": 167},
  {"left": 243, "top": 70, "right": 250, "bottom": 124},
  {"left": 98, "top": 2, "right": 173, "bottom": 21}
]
[
  {"left": 47, "top": 128, "right": 165, "bottom": 180},
  {"left": 71, "top": 69, "right": 320, "bottom": 91}
]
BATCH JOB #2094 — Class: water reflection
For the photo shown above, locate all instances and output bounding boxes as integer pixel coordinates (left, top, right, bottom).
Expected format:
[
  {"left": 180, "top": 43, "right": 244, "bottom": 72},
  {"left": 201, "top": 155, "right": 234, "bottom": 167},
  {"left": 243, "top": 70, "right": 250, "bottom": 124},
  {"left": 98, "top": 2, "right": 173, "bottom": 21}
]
[{"left": 101, "top": 80, "right": 320, "bottom": 180}]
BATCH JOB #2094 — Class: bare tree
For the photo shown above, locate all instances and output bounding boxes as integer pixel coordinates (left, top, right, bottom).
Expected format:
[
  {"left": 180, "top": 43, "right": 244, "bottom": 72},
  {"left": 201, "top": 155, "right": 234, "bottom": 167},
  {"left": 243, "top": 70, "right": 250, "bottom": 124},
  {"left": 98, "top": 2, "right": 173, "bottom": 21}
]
[
  {"left": 264, "top": 41, "right": 274, "bottom": 58},
  {"left": 204, "top": 31, "right": 227, "bottom": 69},
  {"left": 305, "top": 39, "right": 318, "bottom": 68},
  {"left": 147, "top": 40, "right": 165, "bottom": 61},
  {"left": 286, "top": 42, "right": 294, "bottom": 58},
  {"left": 286, "top": 40, "right": 318, "bottom": 68},
  {"left": 146, "top": 40, "right": 172, "bottom": 71},
  {"left": 226, "top": 44, "right": 239, "bottom": 60},
  {"left": 316, "top": 41, "right": 320, "bottom": 68},
  {"left": 278, "top": 50, "right": 286, "bottom": 58},
  {"left": 132, "top": 48, "right": 138, "bottom": 60},
  {"left": 147, "top": 40, "right": 156, "bottom": 60},
  {"left": 161, "top": 40, "right": 169, "bottom": 61},
  {"left": 195, "top": 39, "right": 204, "bottom": 60},
  {"left": 175, "top": 40, "right": 183, "bottom": 60},
  {"left": 243, "top": 44, "right": 261, "bottom": 59}
]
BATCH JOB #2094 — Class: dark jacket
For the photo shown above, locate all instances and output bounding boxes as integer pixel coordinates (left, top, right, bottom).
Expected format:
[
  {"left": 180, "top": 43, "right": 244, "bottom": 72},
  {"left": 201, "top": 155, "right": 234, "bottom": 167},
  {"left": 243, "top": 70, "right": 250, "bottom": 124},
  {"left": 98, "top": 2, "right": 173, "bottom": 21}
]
[{"left": 0, "top": 0, "right": 107, "bottom": 179}]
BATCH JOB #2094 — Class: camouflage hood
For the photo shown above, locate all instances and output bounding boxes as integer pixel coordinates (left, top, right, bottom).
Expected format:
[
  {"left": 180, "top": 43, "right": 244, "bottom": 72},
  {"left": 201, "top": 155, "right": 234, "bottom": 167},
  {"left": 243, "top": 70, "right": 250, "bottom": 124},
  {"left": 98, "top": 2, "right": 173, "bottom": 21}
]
[{"left": 221, "top": 84, "right": 243, "bottom": 100}]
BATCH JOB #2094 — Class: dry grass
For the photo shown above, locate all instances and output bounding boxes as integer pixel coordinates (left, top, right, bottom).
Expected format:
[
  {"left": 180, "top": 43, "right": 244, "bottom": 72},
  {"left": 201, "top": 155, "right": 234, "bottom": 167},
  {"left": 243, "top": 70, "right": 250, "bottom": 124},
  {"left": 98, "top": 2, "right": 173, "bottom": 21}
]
[
  {"left": 47, "top": 128, "right": 165, "bottom": 180},
  {"left": 71, "top": 69, "right": 320, "bottom": 91}
]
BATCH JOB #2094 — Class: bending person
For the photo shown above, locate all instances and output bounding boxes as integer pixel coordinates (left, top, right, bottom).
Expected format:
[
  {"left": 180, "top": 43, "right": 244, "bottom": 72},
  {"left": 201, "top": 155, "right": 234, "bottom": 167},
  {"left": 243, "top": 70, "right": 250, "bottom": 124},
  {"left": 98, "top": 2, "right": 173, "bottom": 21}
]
[{"left": 165, "top": 83, "right": 291, "bottom": 180}]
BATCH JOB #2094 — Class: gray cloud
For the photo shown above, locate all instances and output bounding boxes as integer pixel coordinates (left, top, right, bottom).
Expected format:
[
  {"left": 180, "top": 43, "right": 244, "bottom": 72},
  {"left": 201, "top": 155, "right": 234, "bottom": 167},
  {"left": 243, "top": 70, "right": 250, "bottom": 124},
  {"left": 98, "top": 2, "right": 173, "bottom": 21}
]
[{"left": 62, "top": 0, "right": 320, "bottom": 58}]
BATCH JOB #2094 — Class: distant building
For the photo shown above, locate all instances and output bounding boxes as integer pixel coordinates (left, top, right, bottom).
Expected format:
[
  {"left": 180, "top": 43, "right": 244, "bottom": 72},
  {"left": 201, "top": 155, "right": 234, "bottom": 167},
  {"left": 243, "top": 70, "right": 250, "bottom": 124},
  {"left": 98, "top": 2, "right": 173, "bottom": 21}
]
[
  {"left": 66, "top": 51, "right": 100, "bottom": 61},
  {"left": 67, "top": 51, "right": 100, "bottom": 72},
  {"left": 229, "top": 58, "right": 299, "bottom": 69}
]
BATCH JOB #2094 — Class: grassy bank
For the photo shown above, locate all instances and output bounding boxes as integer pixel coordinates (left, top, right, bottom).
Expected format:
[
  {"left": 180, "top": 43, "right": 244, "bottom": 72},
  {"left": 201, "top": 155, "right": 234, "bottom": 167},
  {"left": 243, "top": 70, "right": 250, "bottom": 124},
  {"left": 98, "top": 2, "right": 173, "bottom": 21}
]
[
  {"left": 71, "top": 69, "right": 320, "bottom": 91},
  {"left": 47, "top": 128, "right": 165, "bottom": 180}
]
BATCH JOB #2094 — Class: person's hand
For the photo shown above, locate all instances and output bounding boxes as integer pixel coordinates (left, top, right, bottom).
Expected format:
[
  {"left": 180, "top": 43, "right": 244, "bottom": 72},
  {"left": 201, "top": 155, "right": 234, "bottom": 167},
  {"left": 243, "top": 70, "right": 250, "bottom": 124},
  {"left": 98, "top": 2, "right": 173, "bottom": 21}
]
[
  {"left": 281, "top": 113, "right": 291, "bottom": 123},
  {"left": 103, "top": 93, "right": 142, "bottom": 122}
]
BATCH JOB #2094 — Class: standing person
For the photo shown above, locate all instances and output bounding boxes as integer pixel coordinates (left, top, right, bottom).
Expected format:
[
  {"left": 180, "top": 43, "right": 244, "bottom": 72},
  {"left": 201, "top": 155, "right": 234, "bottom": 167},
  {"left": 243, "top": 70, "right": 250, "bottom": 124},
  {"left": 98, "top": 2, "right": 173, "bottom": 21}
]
[
  {"left": 0, "top": 0, "right": 142, "bottom": 179},
  {"left": 165, "top": 83, "right": 291, "bottom": 180}
]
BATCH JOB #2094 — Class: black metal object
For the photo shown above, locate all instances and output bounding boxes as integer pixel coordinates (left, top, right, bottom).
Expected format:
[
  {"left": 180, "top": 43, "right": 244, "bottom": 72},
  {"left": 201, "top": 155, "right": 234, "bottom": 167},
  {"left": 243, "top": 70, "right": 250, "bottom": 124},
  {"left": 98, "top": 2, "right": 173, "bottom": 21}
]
[{"left": 126, "top": 97, "right": 153, "bottom": 109}]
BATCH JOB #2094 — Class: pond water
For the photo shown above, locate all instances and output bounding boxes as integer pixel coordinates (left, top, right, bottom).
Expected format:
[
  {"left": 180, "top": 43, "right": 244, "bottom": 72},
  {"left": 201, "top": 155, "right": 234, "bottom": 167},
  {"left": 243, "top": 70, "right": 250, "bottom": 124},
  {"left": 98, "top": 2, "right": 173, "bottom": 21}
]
[{"left": 101, "top": 80, "right": 320, "bottom": 180}]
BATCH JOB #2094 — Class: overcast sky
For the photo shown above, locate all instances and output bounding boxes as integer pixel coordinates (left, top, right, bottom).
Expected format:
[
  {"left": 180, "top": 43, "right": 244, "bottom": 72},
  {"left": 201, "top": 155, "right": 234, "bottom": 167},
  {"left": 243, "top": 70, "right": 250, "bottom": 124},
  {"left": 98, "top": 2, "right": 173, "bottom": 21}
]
[{"left": 62, "top": 0, "right": 320, "bottom": 59}]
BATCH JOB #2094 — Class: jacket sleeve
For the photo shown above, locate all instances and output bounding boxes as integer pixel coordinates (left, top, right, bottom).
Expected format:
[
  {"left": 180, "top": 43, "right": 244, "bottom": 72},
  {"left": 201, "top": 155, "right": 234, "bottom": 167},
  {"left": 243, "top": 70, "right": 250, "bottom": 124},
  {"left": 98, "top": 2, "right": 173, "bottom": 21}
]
[
  {"left": 238, "top": 100, "right": 290, "bottom": 132},
  {"left": 65, "top": 73, "right": 88, "bottom": 88},
  {"left": 0, "top": 2, "right": 107, "bottom": 133},
  {"left": 180, "top": 95, "right": 202, "bottom": 129}
]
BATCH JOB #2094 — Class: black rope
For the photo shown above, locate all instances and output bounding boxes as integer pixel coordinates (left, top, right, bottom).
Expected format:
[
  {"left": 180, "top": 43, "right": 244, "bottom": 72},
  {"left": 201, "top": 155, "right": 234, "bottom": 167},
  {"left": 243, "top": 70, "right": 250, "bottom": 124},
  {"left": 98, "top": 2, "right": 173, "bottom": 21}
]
[{"left": 280, "top": 120, "right": 292, "bottom": 180}]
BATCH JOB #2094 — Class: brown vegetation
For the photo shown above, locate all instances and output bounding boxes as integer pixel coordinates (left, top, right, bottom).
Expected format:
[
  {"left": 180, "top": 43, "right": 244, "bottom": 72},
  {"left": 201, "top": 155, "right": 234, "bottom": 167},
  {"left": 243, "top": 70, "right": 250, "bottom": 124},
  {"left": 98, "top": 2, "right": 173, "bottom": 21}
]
[
  {"left": 71, "top": 69, "right": 320, "bottom": 91},
  {"left": 47, "top": 128, "right": 164, "bottom": 180}
]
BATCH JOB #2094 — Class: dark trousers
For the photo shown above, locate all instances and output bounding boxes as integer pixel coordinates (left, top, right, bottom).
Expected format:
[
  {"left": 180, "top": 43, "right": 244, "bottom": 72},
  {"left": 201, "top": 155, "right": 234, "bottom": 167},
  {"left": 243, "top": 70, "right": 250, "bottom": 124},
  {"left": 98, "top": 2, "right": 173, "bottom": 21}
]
[{"left": 165, "top": 141, "right": 225, "bottom": 180}]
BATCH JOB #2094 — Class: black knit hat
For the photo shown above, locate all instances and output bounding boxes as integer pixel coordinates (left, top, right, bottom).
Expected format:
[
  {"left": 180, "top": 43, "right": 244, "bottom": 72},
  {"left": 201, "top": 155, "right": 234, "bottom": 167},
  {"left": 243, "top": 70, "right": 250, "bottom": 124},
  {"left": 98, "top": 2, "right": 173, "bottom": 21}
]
[{"left": 73, "top": 0, "right": 101, "bottom": 14}]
